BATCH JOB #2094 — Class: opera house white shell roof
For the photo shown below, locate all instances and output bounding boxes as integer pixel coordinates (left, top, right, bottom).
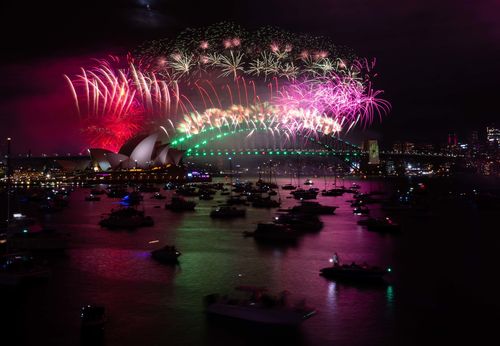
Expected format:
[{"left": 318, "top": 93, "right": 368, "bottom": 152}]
[{"left": 89, "top": 133, "right": 185, "bottom": 171}]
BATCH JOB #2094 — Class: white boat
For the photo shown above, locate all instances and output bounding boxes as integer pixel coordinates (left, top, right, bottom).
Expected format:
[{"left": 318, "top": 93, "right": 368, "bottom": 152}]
[{"left": 205, "top": 286, "right": 316, "bottom": 326}]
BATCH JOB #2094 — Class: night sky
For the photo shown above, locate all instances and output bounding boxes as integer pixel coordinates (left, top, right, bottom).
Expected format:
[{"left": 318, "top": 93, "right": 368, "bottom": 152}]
[{"left": 1, "top": 0, "right": 499, "bottom": 154}]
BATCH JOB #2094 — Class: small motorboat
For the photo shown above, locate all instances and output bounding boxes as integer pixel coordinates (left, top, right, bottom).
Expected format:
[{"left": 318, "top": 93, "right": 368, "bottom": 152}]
[
  {"left": 303, "top": 179, "right": 314, "bottom": 185},
  {"left": 165, "top": 196, "right": 196, "bottom": 212},
  {"left": 281, "top": 184, "right": 296, "bottom": 190},
  {"left": 205, "top": 286, "right": 316, "bottom": 326},
  {"left": 151, "top": 245, "right": 181, "bottom": 264}
]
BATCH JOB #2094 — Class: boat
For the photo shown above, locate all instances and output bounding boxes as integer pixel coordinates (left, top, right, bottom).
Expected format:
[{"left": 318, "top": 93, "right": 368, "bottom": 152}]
[
  {"left": 290, "top": 188, "right": 318, "bottom": 200},
  {"left": 151, "top": 245, "right": 181, "bottom": 264},
  {"left": 303, "top": 179, "right": 314, "bottom": 185},
  {"left": 199, "top": 193, "right": 214, "bottom": 200},
  {"left": 244, "top": 223, "right": 299, "bottom": 243},
  {"left": 252, "top": 197, "right": 281, "bottom": 208},
  {"left": 320, "top": 260, "right": 390, "bottom": 282},
  {"left": 90, "top": 188, "right": 105, "bottom": 195},
  {"left": 85, "top": 194, "right": 101, "bottom": 202},
  {"left": 350, "top": 183, "right": 361, "bottom": 190},
  {"left": 205, "top": 286, "right": 316, "bottom": 326},
  {"left": 0, "top": 253, "right": 51, "bottom": 286},
  {"left": 99, "top": 208, "right": 154, "bottom": 229},
  {"left": 291, "top": 201, "right": 337, "bottom": 215},
  {"left": 358, "top": 217, "right": 401, "bottom": 233},
  {"left": 151, "top": 192, "right": 166, "bottom": 200},
  {"left": 81, "top": 305, "right": 107, "bottom": 331},
  {"left": 353, "top": 206, "right": 369, "bottom": 215},
  {"left": 122, "top": 191, "right": 143, "bottom": 205},
  {"left": 210, "top": 206, "right": 246, "bottom": 218},
  {"left": 274, "top": 213, "right": 323, "bottom": 232},
  {"left": 321, "top": 189, "right": 344, "bottom": 197},
  {"left": 106, "top": 188, "right": 128, "bottom": 198},
  {"left": 137, "top": 184, "right": 160, "bottom": 193},
  {"left": 282, "top": 184, "right": 296, "bottom": 190},
  {"left": 165, "top": 196, "right": 196, "bottom": 212},
  {"left": 8, "top": 228, "right": 68, "bottom": 252},
  {"left": 226, "top": 196, "right": 248, "bottom": 205}
]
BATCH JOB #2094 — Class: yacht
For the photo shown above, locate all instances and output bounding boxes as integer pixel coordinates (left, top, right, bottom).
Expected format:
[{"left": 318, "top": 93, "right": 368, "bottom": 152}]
[
  {"left": 210, "top": 206, "right": 246, "bottom": 218},
  {"left": 303, "top": 179, "right": 314, "bottom": 185},
  {"left": 320, "top": 261, "right": 390, "bottom": 282},
  {"left": 281, "top": 184, "right": 296, "bottom": 190},
  {"left": 291, "top": 201, "right": 337, "bottom": 215},
  {"left": 165, "top": 196, "right": 196, "bottom": 212},
  {"left": 205, "top": 286, "right": 316, "bottom": 326}
]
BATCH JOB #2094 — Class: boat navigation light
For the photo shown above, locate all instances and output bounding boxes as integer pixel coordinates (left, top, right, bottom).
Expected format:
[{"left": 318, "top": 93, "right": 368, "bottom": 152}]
[
  {"left": 387, "top": 267, "right": 392, "bottom": 272},
  {"left": 329, "top": 258, "right": 333, "bottom": 263}
]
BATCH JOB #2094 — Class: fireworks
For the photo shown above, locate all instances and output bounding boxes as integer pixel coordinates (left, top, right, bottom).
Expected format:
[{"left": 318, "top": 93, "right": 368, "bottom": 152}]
[
  {"left": 65, "top": 57, "right": 179, "bottom": 151},
  {"left": 67, "top": 24, "right": 390, "bottom": 151}
]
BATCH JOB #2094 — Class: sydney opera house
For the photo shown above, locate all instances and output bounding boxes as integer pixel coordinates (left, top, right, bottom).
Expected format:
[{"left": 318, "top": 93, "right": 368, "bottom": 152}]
[{"left": 89, "top": 133, "right": 185, "bottom": 171}]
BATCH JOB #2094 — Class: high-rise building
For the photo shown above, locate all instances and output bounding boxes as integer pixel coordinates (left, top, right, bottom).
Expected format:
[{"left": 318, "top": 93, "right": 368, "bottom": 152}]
[{"left": 486, "top": 126, "right": 500, "bottom": 147}]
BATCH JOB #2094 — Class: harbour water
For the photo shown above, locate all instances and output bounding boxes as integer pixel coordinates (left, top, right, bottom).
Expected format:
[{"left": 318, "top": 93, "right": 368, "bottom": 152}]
[{"left": 1, "top": 177, "right": 499, "bottom": 345}]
